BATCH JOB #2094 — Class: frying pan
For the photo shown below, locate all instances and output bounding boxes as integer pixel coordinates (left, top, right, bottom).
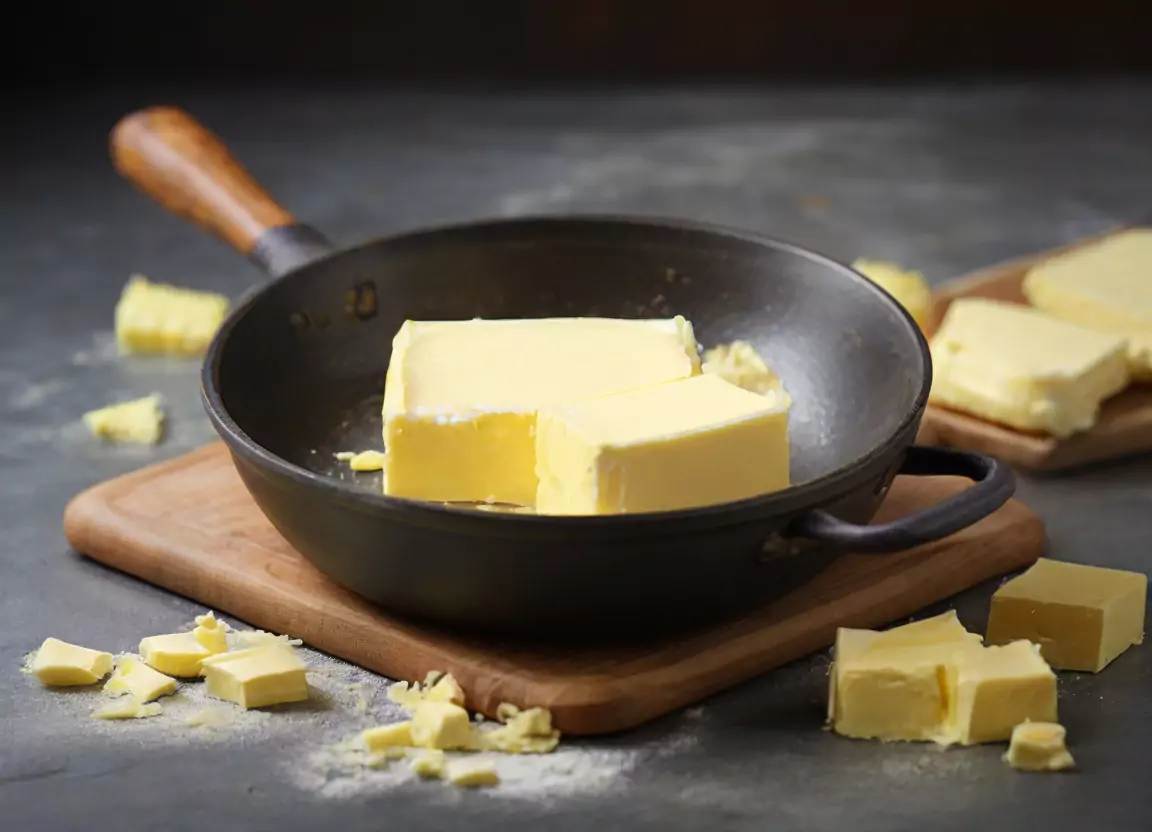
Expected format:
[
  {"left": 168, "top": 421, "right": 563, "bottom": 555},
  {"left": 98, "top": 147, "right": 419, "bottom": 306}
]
[{"left": 110, "top": 107, "right": 1014, "bottom": 637}]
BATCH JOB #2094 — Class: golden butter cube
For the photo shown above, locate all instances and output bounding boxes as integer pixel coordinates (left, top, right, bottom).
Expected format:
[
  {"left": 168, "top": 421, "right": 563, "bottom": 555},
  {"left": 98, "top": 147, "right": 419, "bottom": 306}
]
[
  {"left": 1004, "top": 722, "right": 1076, "bottom": 772},
  {"left": 362, "top": 721, "right": 414, "bottom": 751},
  {"left": 929, "top": 299, "right": 1129, "bottom": 438},
  {"left": 852, "top": 259, "right": 934, "bottom": 331},
  {"left": 30, "top": 637, "right": 114, "bottom": 686},
  {"left": 987, "top": 558, "right": 1147, "bottom": 672},
  {"left": 1023, "top": 229, "right": 1152, "bottom": 379},
  {"left": 382, "top": 317, "right": 701, "bottom": 505},
  {"left": 200, "top": 644, "right": 309, "bottom": 709},
  {"left": 701, "top": 340, "right": 786, "bottom": 397},
  {"left": 103, "top": 655, "right": 176, "bottom": 703},
  {"left": 410, "top": 701, "right": 476, "bottom": 750},
  {"left": 409, "top": 749, "right": 446, "bottom": 779},
  {"left": 115, "top": 273, "right": 229, "bottom": 357},
  {"left": 82, "top": 394, "right": 165, "bottom": 445},
  {"left": 447, "top": 761, "right": 500, "bottom": 788},
  {"left": 535, "top": 374, "right": 789, "bottom": 515},
  {"left": 139, "top": 631, "right": 214, "bottom": 677},
  {"left": 950, "top": 641, "right": 1057, "bottom": 745}
]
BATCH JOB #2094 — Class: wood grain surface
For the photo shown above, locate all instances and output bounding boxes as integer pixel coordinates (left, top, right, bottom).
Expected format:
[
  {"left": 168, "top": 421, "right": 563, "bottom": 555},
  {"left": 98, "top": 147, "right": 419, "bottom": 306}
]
[
  {"left": 111, "top": 107, "right": 296, "bottom": 255},
  {"left": 64, "top": 443, "right": 1044, "bottom": 735},
  {"left": 923, "top": 228, "right": 1152, "bottom": 473}
]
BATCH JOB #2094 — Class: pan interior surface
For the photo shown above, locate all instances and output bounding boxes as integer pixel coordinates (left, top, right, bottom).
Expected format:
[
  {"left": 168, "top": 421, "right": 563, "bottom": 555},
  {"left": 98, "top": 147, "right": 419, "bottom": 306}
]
[{"left": 213, "top": 218, "right": 928, "bottom": 501}]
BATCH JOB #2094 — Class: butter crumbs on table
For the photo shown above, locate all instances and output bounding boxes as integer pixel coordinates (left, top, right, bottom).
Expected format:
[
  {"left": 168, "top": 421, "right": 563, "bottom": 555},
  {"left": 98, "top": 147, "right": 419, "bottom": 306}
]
[
  {"left": 82, "top": 394, "right": 166, "bottom": 445},
  {"left": 986, "top": 558, "right": 1147, "bottom": 672}
]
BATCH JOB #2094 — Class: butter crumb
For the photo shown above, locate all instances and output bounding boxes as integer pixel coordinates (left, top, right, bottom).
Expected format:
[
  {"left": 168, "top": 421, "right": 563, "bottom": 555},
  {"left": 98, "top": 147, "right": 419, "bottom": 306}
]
[
  {"left": 447, "top": 760, "right": 500, "bottom": 788},
  {"left": 192, "top": 611, "right": 230, "bottom": 654},
  {"left": 82, "top": 394, "right": 166, "bottom": 445},
  {"left": 702, "top": 341, "right": 787, "bottom": 399},
  {"left": 92, "top": 699, "right": 163, "bottom": 720},
  {"left": 103, "top": 655, "right": 177, "bottom": 703},
  {"left": 480, "top": 706, "right": 561, "bottom": 754},
  {"left": 410, "top": 749, "right": 446, "bottom": 779},
  {"left": 1004, "top": 722, "right": 1076, "bottom": 772},
  {"left": 348, "top": 450, "right": 386, "bottom": 472}
]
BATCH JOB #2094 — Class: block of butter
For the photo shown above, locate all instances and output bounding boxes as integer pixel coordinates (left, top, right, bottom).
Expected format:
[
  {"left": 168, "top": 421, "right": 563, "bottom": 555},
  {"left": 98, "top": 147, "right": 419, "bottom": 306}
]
[
  {"left": 29, "top": 637, "right": 114, "bottom": 686},
  {"left": 82, "top": 394, "right": 165, "bottom": 445},
  {"left": 1023, "top": 229, "right": 1152, "bottom": 379},
  {"left": 829, "top": 611, "right": 982, "bottom": 743},
  {"left": 929, "top": 298, "right": 1129, "bottom": 437},
  {"left": 139, "top": 631, "right": 218, "bottom": 678},
  {"left": 115, "top": 273, "right": 230, "bottom": 357},
  {"left": 535, "top": 374, "right": 790, "bottom": 515},
  {"left": 382, "top": 317, "right": 701, "bottom": 505},
  {"left": 950, "top": 640, "right": 1057, "bottom": 745},
  {"left": 986, "top": 558, "right": 1147, "bottom": 672},
  {"left": 851, "top": 258, "right": 933, "bottom": 331},
  {"left": 200, "top": 644, "right": 309, "bottom": 709}
]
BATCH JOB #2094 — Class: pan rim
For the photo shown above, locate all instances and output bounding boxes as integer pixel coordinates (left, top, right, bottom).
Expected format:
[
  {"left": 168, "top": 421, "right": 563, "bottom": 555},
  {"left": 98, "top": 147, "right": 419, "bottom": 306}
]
[{"left": 202, "top": 213, "right": 932, "bottom": 531}]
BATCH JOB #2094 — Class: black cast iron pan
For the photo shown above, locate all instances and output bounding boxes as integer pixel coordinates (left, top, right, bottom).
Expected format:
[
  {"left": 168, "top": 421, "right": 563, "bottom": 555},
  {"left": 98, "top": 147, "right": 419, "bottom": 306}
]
[{"left": 111, "top": 107, "right": 1014, "bottom": 638}]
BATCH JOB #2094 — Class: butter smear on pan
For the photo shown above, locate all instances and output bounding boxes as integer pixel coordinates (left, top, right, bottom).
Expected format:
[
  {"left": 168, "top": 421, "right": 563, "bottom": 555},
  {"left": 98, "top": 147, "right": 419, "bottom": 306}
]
[
  {"left": 535, "top": 374, "right": 790, "bottom": 514},
  {"left": 929, "top": 298, "right": 1129, "bottom": 437},
  {"left": 382, "top": 317, "right": 701, "bottom": 505},
  {"left": 986, "top": 558, "right": 1146, "bottom": 672},
  {"left": 1023, "top": 229, "right": 1152, "bottom": 380}
]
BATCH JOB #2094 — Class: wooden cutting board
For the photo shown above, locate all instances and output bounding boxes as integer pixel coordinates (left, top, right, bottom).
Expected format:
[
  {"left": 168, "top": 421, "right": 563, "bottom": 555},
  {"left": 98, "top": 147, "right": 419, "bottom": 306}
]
[
  {"left": 64, "top": 442, "right": 1044, "bottom": 735},
  {"left": 923, "top": 227, "right": 1152, "bottom": 472}
]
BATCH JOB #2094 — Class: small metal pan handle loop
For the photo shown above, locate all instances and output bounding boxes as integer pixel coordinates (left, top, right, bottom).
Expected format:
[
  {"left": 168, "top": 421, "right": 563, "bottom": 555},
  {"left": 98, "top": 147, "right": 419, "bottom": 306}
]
[{"left": 789, "top": 446, "right": 1015, "bottom": 553}]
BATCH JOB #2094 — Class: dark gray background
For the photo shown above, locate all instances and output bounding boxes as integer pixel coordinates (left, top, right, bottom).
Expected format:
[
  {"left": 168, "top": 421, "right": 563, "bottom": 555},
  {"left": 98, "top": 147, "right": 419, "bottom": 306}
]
[{"left": 1, "top": 83, "right": 1150, "bottom": 831}]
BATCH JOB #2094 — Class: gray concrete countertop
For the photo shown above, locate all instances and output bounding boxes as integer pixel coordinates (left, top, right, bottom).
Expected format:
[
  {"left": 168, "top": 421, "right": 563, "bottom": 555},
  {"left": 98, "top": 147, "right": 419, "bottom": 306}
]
[{"left": 2, "top": 81, "right": 1150, "bottom": 831}]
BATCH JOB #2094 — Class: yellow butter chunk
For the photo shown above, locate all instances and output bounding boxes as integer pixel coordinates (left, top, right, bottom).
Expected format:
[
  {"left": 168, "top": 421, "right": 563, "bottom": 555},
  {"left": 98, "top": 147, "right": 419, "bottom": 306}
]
[
  {"left": 535, "top": 374, "right": 789, "bottom": 515},
  {"left": 29, "top": 637, "right": 114, "bottom": 686},
  {"left": 1004, "top": 722, "right": 1076, "bottom": 772},
  {"left": 192, "top": 612, "right": 230, "bottom": 654},
  {"left": 382, "top": 317, "right": 701, "bottom": 505},
  {"left": 852, "top": 259, "right": 934, "bottom": 331},
  {"left": 929, "top": 299, "right": 1129, "bottom": 437},
  {"left": 103, "top": 655, "right": 176, "bottom": 703},
  {"left": 1023, "top": 229, "right": 1152, "bottom": 379},
  {"left": 950, "top": 641, "right": 1057, "bottom": 745},
  {"left": 701, "top": 340, "right": 786, "bottom": 397},
  {"left": 114, "top": 273, "right": 229, "bottom": 357},
  {"left": 200, "top": 644, "right": 309, "bottom": 709},
  {"left": 410, "top": 749, "right": 446, "bottom": 779},
  {"left": 362, "top": 721, "right": 414, "bottom": 752},
  {"left": 348, "top": 450, "right": 385, "bottom": 472},
  {"left": 387, "top": 672, "right": 467, "bottom": 710},
  {"left": 480, "top": 706, "right": 561, "bottom": 754},
  {"left": 829, "top": 619, "right": 983, "bottom": 744},
  {"left": 986, "top": 558, "right": 1147, "bottom": 672},
  {"left": 410, "top": 701, "right": 477, "bottom": 750},
  {"left": 139, "top": 632, "right": 214, "bottom": 678},
  {"left": 447, "top": 761, "right": 500, "bottom": 788},
  {"left": 92, "top": 699, "right": 163, "bottom": 720},
  {"left": 82, "top": 394, "right": 165, "bottom": 445}
]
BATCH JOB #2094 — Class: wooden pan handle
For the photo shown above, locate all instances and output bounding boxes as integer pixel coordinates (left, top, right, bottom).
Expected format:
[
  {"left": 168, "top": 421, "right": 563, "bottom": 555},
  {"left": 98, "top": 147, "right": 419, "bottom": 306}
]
[{"left": 111, "top": 106, "right": 296, "bottom": 256}]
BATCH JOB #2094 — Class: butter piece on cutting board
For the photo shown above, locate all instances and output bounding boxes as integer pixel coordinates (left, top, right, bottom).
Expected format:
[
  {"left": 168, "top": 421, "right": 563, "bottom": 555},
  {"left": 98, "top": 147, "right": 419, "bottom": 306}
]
[
  {"left": 382, "top": 317, "right": 701, "bottom": 505},
  {"left": 534, "top": 374, "right": 789, "bottom": 515},
  {"left": 115, "top": 273, "right": 229, "bottom": 357},
  {"left": 852, "top": 258, "right": 933, "bottom": 331},
  {"left": 83, "top": 394, "right": 165, "bottom": 445},
  {"left": 929, "top": 298, "right": 1129, "bottom": 437},
  {"left": 1023, "top": 229, "right": 1152, "bottom": 379},
  {"left": 29, "top": 637, "right": 114, "bottom": 686},
  {"left": 200, "top": 643, "right": 309, "bottom": 709},
  {"left": 986, "top": 558, "right": 1147, "bottom": 672}
]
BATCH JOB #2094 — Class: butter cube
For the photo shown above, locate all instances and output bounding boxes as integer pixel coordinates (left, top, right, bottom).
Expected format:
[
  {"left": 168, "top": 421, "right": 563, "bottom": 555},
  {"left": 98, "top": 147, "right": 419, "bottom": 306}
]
[
  {"left": 986, "top": 558, "right": 1147, "bottom": 672},
  {"left": 348, "top": 450, "right": 385, "bottom": 472},
  {"left": 535, "top": 374, "right": 789, "bottom": 515},
  {"left": 701, "top": 340, "right": 786, "bottom": 396},
  {"left": 950, "top": 641, "right": 1057, "bottom": 745},
  {"left": 410, "top": 749, "right": 446, "bottom": 779},
  {"left": 852, "top": 258, "right": 933, "bottom": 331},
  {"left": 29, "top": 637, "right": 114, "bottom": 686},
  {"left": 139, "top": 631, "right": 214, "bottom": 677},
  {"left": 103, "top": 655, "right": 176, "bottom": 703},
  {"left": 382, "top": 317, "right": 701, "bottom": 505},
  {"left": 1023, "top": 229, "right": 1152, "bottom": 379},
  {"left": 1004, "top": 722, "right": 1076, "bottom": 772},
  {"left": 200, "top": 644, "right": 309, "bottom": 709},
  {"left": 447, "top": 761, "right": 500, "bottom": 788},
  {"left": 929, "top": 298, "right": 1129, "bottom": 438},
  {"left": 410, "top": 700, "right": 476, "bottom": 750},
  {"left": 115, "top": 273, "right": 229, "bottom": 357},
  {"left": 362, "top": 721, "right": 414, "bottom": 751},
  {"left": 192, "top": 612, "right": 229, "bottom": 654},
  {"left": 82, "top": 394, "right": 165, "bottom": 445}
]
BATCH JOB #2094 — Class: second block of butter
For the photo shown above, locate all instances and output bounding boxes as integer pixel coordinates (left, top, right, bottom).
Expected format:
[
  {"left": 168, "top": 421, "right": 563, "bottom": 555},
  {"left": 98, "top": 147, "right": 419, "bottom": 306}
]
[
  {"left": 535, "top": 374, "right": 789, "bottom": 515},
  {"left": 382, "top": 317, "right": 701, "bottom": 505}
]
